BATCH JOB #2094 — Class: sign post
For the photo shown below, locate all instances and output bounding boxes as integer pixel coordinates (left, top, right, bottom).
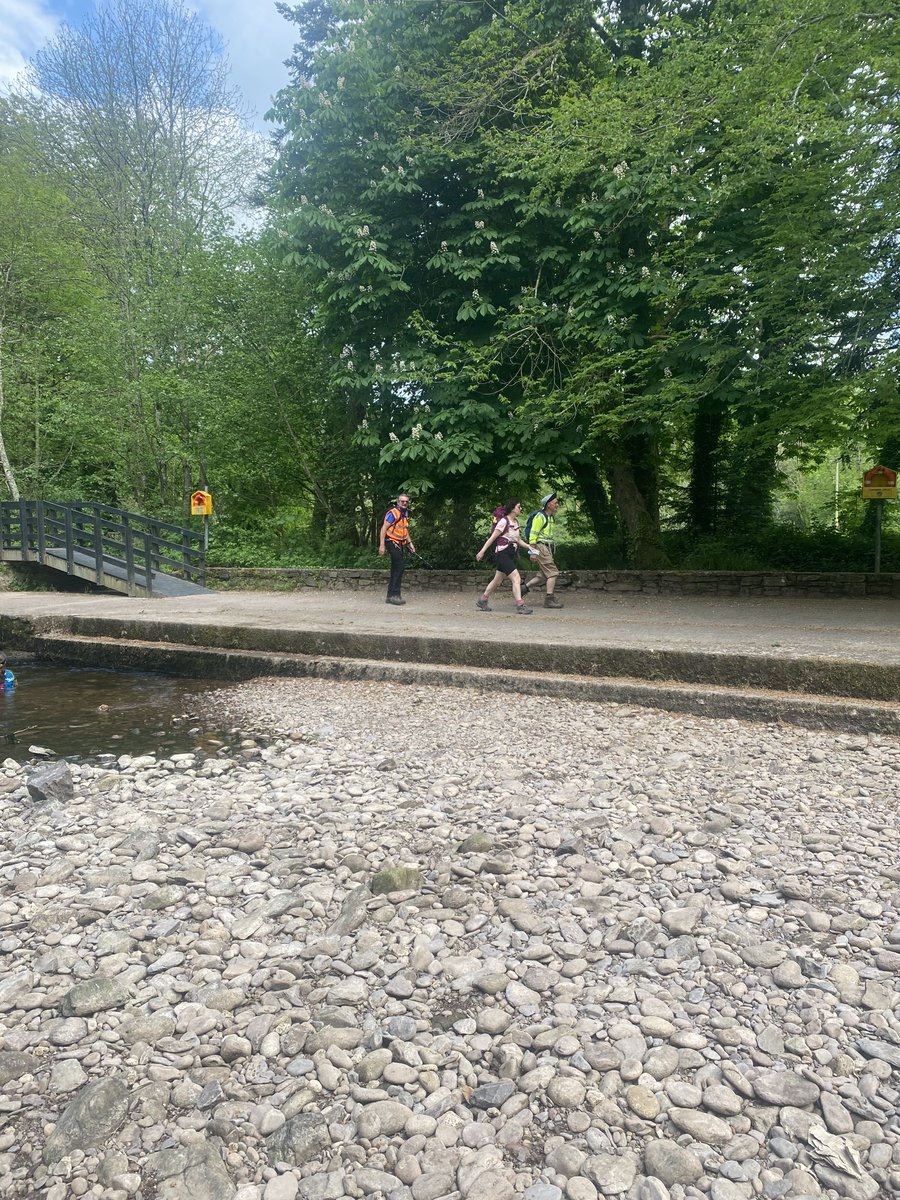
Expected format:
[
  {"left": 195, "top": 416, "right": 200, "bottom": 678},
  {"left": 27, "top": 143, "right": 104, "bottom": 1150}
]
[
  {"left": 190, "top": 490, "right": 213, "bottom": 556},
  {"left": 861, "top": 467, "right": 896, "bottom": 574}
]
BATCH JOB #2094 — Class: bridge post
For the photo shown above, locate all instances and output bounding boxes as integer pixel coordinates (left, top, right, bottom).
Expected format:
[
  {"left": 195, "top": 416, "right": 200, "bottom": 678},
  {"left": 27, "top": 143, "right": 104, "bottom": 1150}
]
[
  {"left": 18, "top": 499, "right": 30, "bottom": 561},
  {"left": 92, "top": 506, "right": 103, "bottom": 584},
  {"left": 36, "top": 500, "right": 45, "bottom": 562},
  {"left": 64, "top": 506, "right": 74, "bottom": 574},
  {"left": 124, "top": 518, "right": 135, "bottom": 591}
]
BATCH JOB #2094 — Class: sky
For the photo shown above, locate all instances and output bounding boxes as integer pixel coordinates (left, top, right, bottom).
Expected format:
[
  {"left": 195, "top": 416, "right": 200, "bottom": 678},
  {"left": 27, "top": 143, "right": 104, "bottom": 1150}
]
[{"left": 0, "top": 0, "right": 298, "bottom": 128}]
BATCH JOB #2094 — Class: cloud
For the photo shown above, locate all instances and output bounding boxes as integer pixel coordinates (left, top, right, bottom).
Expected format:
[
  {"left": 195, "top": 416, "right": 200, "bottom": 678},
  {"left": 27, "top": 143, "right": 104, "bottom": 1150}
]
[
  {"left": 0, "top": 0, "right": 296, "bottom": 131},
  {"left": 0, "top": 0, "right": 57, "bottom": 86},
  {"left": 195, "top": 0, "right": 297, "bottom": 128}
]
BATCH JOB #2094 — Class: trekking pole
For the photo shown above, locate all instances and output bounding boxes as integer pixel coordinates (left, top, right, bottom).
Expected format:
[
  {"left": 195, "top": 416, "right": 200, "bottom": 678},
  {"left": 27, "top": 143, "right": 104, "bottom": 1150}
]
[{"left": 408, "top": 549, "right": 436, "bottom": 569}]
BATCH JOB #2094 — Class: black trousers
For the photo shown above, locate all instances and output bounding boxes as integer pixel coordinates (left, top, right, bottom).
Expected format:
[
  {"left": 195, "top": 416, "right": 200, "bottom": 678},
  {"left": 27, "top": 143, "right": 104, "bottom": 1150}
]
[{"left": 386, "top": 541, "right": 406, "bottom": 598}]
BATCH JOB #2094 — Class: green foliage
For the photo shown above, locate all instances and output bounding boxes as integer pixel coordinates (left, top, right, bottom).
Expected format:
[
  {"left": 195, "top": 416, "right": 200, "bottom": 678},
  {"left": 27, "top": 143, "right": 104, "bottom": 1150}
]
[{"left": 269, "top": 0, "right": 900, "bottom": 564}]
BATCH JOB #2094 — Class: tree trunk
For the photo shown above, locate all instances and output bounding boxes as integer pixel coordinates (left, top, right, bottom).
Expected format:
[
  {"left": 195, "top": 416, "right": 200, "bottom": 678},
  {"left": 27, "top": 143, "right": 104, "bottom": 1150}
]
[
  {"left": 0, "top": 323, "right": 21, "bottom": 501},
  {"left": 722, "top": 427, "right": 777, "bottom": 535},
  {"left": 600, "top": 436, "right": 669, "bottom": 567},
  {"left": 568, "top": 455, "right": 618, "bottom": 541},
  {"left": 688, "top": 393, "right": 725, "bottom": 534}
]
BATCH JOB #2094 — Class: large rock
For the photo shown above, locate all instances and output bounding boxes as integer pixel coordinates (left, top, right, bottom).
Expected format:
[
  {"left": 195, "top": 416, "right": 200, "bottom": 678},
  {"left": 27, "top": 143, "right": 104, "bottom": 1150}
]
[
  {"left": 148, "top": 1140, "right": 236, "bottom": 1200},
  {"left": 643, "top": 1139, "right": 703, "bottom": 1187},
  {"left": 751, "top": 1070, "right": 819, "bottom": 1108},
  {"left": 326, "top": 885, "right": 372, "bottom": 937},
  {"left": 43, "top": 1079, "right": 129, "bottom": 1164},
  {"left": 59, "top": 978, "right": 130, "bottom": 1017},
  {"left": 265, "top": 1112, "right": 330, "bottom": 1166},
  {"left": 0, "top": 1051, "right": 37, "bottom": 1085},
  {"left": 856, "top": 1037, "right": 900, "bottom": 1070},
  {"left": 370, "top": 866, "right": 422, "bottom": 894},
  {"left": 583, "top": 1152, "right": 639, "bottom": 1194},
  {"left": 354, "top": 1100, "right": 413, "bottom": 1139},
  {"left": 668, "top": 1108, "right": 733, "bottom": 1145},
  {"left": 26, "top": 761, "right": 74, "bottom": 804}
]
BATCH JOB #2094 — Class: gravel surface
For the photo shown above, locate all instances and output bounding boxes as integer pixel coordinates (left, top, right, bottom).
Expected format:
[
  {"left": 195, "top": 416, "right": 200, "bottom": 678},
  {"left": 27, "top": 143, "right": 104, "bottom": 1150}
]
[{"left": 0, "top": 676, "right": 898, "bottom": 1200}]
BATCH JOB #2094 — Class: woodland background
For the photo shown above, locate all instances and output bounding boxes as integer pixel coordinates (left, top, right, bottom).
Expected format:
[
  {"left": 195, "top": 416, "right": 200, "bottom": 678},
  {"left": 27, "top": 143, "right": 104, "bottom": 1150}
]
[{"left": 1, "top": 0, "right": 898, "bottom": 571}]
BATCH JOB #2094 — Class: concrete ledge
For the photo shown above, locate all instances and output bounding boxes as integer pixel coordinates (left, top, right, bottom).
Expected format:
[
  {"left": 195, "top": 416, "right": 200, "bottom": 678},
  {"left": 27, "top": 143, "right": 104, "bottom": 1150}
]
[
  {"left": 7, "top": 612, "right": 900, "bottom": 702},
  {"left": 32, "top": 632, "right": 900, "bottom": 736},
  {"left": 206, "top": 566, "right": 900, "bottom": 599}
]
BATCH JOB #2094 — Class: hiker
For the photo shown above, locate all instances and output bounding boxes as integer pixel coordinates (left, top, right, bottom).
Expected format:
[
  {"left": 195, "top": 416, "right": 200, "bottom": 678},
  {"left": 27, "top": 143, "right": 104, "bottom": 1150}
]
[
  {"left": 0, "top": 653, "right": 15, "bottom": 689},
  {"left": 522, "top": 492, "right": 564, "bottom": 609},
  {"left": 474, "top": 499, "right": 540, "bottom": 615},
  {"left": 378, "top": 494, "right": 416, "bottom": 606}
]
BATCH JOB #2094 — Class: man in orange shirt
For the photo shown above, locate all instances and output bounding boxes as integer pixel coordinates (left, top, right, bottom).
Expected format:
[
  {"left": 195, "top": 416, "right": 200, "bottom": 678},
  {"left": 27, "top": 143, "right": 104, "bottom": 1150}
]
[{"left": 379, "top": 494, "right": 416, "bottom": 605}]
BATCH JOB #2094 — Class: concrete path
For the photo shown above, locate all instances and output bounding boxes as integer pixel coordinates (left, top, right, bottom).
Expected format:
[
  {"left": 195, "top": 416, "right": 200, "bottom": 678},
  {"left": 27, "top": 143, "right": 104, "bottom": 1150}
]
[{"left": 1, "top": 586, "right": 898, "bottom": 663}]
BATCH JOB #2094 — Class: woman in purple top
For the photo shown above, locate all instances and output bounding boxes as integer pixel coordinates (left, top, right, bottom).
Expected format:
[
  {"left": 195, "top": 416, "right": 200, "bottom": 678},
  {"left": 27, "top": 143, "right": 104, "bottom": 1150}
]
[{"left": 474, "top": 499, "right": 540, "bottom": 615}]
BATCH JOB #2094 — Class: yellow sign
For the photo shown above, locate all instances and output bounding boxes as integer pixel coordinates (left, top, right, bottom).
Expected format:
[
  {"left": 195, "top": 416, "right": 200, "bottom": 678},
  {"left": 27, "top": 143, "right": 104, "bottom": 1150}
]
[
  {"left": 191, "top": 490, "right": 213, "bottom": 516},
  {"left": 862, "top": 466, "right": 897, "bottom": 501}
]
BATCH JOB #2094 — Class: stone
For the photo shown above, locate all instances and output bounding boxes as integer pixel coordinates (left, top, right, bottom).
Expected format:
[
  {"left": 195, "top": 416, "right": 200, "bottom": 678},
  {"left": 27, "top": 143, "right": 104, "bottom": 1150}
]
[
  {"left": 50, "top": 1058, "right": 88, "bottom": 1093},
  {"left": 265, "top": 1113, "right": 330, "bottom": 1166},
  {"left": 148, "top": 1140, "right": 236, "bottom": 1200},
  {"left": 752, "top": 1071, "right": 819, "bottom": 1108},
  {"left": 703, "top": 1085, "right": 743, "bottom": 1117},
  {"left": 458, "top": 832, "right": 492, "bottom": 853},
  {"left": 547, "top": 1077, "right": 586, "bottom": 1108},
  {"left": 371, "top": 866, "right": 422, "bottom": 894},
  {"left": 0, "top": 1050, "right": 37, "bottom": 1084},
  {"left": 26, "top": 760, "right": 75, "bottom": 804},
  {"left": 59, "top": 978, "right": 130, "bottom": 1017},
  {"left": 626, "top": 1086, "right": 660, "bottom": 1119},
  {"left": 297, "top": 1172, "right": 344, "bottom": 1200},
  {"left": 582, "top": 1152, "right": 639, "bottom": 1195},
  {"left": 43, "top": 1079, "right": 129, "bottom": 1164},
  {"left": 354, "top": 1100, "right": 413, "bottom": 1139},
  {"left": 264, "top": 1177, "right": 299, "bottom": 1200},
  {"left": 739, "top": 942, "right": 786, "bottom": 968},
  {"left": 661, "top": 907, "right": 701, "bottom": 934},
  {"left": 643, "top": 1140, "right": 703, "bottom": 1187},
  {"left": 668, "top": 1108, "right": 733, "bottom": 1145},
  {"left": 471, "top": 1081, "right": 516, "bottom": 1109},
  {"left": 119, "top": 1013, "right": 177, "bottom": 1046},
  {"left": 856, "top": 1038, "right": 900, "bottom": 1070}
]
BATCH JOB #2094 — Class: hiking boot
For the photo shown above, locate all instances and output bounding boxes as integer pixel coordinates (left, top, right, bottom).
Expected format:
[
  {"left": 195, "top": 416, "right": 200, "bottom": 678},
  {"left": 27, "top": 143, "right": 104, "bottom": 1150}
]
[
  {"left": 520, "top": 581, "right": 530, "bottom": 596},
  {"left": 515, "top": 603, "right": 533, "bottom": 615},
  {"left": 475, "top": 597, "right": 491, "bottom": 611},
  {"left": 386, "top": 596, "right": 406, "bottom": 605},
  {"left": 544, "top": 595, "right": 564, "bottom": 609}
]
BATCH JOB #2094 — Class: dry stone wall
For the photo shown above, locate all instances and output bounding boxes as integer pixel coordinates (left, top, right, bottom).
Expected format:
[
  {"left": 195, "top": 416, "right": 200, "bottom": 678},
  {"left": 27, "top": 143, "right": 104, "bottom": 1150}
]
[{"left": 206, "top": 567, "right": 900, "bottom": 599}]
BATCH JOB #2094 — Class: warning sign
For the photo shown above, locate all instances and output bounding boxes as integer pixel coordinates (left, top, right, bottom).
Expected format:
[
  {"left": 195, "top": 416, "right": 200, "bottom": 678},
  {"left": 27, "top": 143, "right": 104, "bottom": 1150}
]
[
  {"left": 862, "top": 466, "right": 897, "bottom": 501},
  {"left": 191, "top": 490, "right": 213, "bottom": 516}
]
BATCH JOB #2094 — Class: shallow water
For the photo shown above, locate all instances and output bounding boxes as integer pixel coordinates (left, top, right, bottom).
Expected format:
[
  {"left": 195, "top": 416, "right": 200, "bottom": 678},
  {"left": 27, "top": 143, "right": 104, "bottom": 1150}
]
[{"left": 0, "top": 659, "right": 229, "bottom": 761}]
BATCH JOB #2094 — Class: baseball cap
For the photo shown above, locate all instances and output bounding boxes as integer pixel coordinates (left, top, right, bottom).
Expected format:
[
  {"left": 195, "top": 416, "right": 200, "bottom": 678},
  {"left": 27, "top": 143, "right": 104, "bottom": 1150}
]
[{"left": 541, "top": 492, "right": 557, "bottom": 507}]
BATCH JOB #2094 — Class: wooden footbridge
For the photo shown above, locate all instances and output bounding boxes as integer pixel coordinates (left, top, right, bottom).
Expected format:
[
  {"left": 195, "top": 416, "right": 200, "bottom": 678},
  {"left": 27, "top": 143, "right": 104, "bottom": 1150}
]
[{"left": 0, "top": 500, "right": 210, "bottom": 596}]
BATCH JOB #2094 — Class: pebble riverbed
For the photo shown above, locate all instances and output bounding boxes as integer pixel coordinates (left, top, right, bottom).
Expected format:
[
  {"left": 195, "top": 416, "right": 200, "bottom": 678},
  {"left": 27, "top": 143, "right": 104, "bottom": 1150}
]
[{"left": 0, "top": 677, "right": 898, "bottom": 1200}]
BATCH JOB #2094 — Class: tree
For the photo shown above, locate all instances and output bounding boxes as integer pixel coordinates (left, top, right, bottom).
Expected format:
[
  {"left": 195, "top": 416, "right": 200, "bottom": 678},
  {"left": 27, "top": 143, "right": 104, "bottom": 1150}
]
[
  {"left": 0, "top": 143, "right": 112, "bottom": 501},
  {"left": 269, "top": 0, "right": 900, "bottom": 563},
  {"left": 9, "top": 0, "right": 262, "bottom": 512}
]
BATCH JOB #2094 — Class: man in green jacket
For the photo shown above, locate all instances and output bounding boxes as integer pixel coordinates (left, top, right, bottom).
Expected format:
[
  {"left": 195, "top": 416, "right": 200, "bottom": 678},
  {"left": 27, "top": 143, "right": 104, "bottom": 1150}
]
[{"left": 523, "top": 493, "right": 564, "bottom": 609}]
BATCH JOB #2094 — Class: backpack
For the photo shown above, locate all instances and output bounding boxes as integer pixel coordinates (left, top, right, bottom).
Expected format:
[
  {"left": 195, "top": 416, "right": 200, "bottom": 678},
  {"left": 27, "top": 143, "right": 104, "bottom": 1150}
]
[{"left": 523, "top": 509, "right": 544, "bottom": 543}]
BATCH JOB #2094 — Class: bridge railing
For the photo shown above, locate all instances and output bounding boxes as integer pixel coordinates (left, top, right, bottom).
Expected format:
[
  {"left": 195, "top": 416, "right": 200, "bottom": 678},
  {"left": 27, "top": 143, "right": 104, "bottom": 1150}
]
[{"left": 0, "top": 500, "right": 205, "bottom": 593}]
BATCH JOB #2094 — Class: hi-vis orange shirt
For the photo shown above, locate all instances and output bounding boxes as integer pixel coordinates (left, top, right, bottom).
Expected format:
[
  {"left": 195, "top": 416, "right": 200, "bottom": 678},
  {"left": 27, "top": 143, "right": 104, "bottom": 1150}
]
[{"left": 384, "top": 507, "right": 410, "bottom": 544}]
